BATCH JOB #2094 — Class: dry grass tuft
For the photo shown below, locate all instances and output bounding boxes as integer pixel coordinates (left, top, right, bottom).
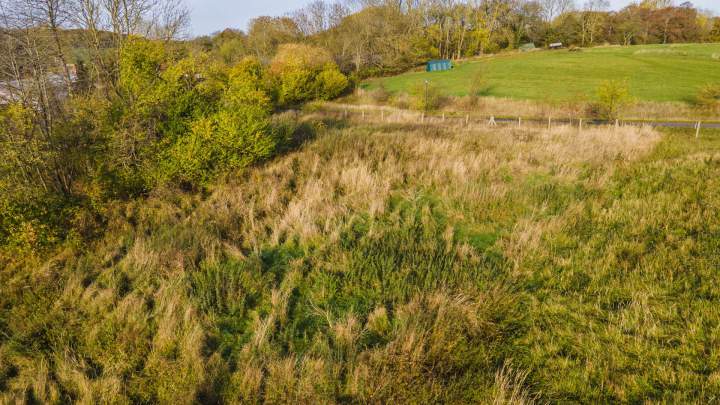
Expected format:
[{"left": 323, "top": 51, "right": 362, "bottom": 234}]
[{"left": 493, "top": 361, "right": 538, "bottom": 405}]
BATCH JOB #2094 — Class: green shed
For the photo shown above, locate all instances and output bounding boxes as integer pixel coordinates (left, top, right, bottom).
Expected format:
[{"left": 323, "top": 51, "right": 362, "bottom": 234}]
[{"left": 426, "top": 59, "right": 453, "bottom": 72}]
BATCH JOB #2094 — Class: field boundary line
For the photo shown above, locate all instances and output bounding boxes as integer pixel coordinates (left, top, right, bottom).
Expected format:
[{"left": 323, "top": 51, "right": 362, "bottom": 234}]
[{"left": 314, "top": 102, "right": 720, "bottom": 130}]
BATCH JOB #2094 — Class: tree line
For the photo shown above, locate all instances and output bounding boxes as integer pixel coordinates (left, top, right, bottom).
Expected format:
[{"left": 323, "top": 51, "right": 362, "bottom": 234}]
[
  {"left": 0, "top": 0, "right": 348, "bottom": 255},
  {"left": 194, "top": 0, "right": 720, "bottom": 77}
]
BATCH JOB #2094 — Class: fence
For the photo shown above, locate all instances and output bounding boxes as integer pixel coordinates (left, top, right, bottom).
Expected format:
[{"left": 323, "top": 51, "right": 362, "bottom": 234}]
[{"left": 314, "top": 103, "right": 720, "bottom": 137}]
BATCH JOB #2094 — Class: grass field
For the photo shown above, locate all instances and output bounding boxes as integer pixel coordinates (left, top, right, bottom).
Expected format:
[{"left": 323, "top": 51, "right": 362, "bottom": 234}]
[
  {"left": 365, "top": 43, "right": 720, "bottom": 103},
  {"left": 2, "top": 113, "right": 720, "bottom": 402}
]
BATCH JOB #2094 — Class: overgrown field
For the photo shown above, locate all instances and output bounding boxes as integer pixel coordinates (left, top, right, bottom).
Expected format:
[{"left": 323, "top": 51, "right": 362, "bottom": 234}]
[
  {"left": 1, "top": 117, "right": 719, "bottom": 403},
  {"left": 365, "top": 43, "right": 720, "bottom": 103}
]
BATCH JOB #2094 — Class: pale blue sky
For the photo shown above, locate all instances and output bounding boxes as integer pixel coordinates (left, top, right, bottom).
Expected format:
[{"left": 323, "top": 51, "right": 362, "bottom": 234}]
[{"left": 185, "top": 0, "right": 720, "bottom": 36}]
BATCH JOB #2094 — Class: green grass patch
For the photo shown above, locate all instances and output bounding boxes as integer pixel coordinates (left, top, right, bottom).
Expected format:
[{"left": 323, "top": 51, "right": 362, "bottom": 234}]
[
  {"left": 365, "top": 43, "right": 720, "bottom": 102},
  {"left": 515, "top": 128, "right": 720, "bottom": 402}
]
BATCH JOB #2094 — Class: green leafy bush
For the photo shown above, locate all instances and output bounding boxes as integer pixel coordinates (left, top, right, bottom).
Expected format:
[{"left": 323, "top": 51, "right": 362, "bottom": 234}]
[
  {"left": 0, "top": 97, "right": 108, "bottom": 254},
  {"left": 118, "top": 36, "right": 168, "bottom": 103},
  {"left": 157, "top": 58, "right": 276, "bottom": 187},
  {"left": 590, "top": 80, "right": 632, "bottom": 120},
  {"left": 269, "top": 43, "right": 348, "bottom": 105},
  {"left": 314, "top": 65, "right": 349, "bottom": 100}
]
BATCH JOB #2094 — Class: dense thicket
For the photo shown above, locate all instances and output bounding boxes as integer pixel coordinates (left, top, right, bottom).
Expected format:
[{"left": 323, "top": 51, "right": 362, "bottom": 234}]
[
  {"left": 197, "top": 0, "right": 720, "bottom": 77},
  {"left": 0, "top": 0, "right": 348, "bottom": 256}
]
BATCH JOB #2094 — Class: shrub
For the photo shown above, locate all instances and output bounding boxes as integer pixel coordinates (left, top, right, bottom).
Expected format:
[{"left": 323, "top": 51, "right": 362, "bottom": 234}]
[
  {"left": 158, "top": 61, "right": 276, "bottom": 188},
  {"left": 118, "top": 36, "right": 167, "bottom": 101},
  {"left": 695, "top": 84, "right": 720, "bottom": 110},
  {"left": 270, "top": 43, "right": 334, "bottom": 74},
  {"left": 0, "top": 100, "right": 105, "bottom": 254},
  {"left": 275, "top": 68, "right": 316, "bottom": 105},
  {"left": 390, "top": 93, "right": 412, "bottom": 109},
  {"left": 314, "top": 65, "right": 349, "bottom": 100},
  {"left": 590, "top": 80, "right": 632, "bottom": 120},
  {"left": 411, "top": 81, "right": 444, "bottom": 111},
  {"left": 118, "top": 52, "right": 287, "bottom": 190},
  {"left": 466, "top": 71, "right": 491, "bottom": 107},
  {"left": 709, "top": 20, "right": 720, "bottom": 43},
  {"left": 269, "top": 43, "right": 348, "bottom": 105},
  {"left": 369, "top": 84, "right": 391, "bottom": 104},
  {"left": 469, "top": 71, "right": 491, "bottom": 98}
]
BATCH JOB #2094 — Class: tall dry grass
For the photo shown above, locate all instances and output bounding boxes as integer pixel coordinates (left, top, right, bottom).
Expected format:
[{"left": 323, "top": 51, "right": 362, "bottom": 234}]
[
  {"left": 5, "top": 112, "right": 701, "bottom": 403},
  {"left": 347, "top": 89, "right": 719, "bottom": 121}
]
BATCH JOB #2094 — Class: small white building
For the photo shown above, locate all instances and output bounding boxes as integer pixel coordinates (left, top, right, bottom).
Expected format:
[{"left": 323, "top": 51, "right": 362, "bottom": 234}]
[{"left": 0, "top": 67, "right": 77, "bottom": 105}]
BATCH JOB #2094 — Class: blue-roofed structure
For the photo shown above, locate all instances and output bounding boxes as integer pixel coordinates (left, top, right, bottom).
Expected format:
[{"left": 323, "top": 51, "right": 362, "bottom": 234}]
[{"left": 426, "top": 59, "right": 453, "bottom": 72}]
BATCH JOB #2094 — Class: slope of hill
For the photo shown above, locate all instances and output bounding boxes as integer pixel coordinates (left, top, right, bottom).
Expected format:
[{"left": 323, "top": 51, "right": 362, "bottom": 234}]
[
  {"left": 365, "top": 43, "right": 720, "bottom": 103},
  {"left": 2, "top": 114, "right": 719, "bottom": 402}
]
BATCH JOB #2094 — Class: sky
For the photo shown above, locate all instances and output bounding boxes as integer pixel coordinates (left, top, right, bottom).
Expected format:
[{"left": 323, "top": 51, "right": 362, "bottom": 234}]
[{"left": 185, "top": 0, "right": 720, "bottom": 37}]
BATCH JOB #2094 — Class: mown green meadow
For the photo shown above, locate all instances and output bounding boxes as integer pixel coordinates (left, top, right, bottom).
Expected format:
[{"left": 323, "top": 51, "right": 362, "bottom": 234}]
[
  {"left": 365, "top": 43, "right": 720, "bottom": 103},
  {"left": 2, "top": 112, "right": 719, "bottom": 402}
]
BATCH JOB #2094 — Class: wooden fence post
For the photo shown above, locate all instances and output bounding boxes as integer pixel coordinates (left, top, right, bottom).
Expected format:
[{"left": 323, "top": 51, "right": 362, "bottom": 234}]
[
  {"left": 466, "top": 114, "right": 469, "bottom": 126},
  {"left": 442, "top": 113, "right": 446, "bottom": 122},
  {"left": 518, "top": 117, "right": 522, "bottom": 128},
  {"left": 579, "top": 118, "right": 583, "bottom": 132},
  {"left": 421, "top": 112, "right": 425, "bottom": 124},
  {"left": 696, "top": 121, "right": 702, "bottom": 138},
  {"left": 548, "top": 117, "right": 551, "bottom": 130}
]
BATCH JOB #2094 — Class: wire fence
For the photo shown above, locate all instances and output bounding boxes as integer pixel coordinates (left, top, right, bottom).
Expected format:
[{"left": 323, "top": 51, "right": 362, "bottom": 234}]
[{"left": 314, "top": 104, "right": 720, "bottom": 137}]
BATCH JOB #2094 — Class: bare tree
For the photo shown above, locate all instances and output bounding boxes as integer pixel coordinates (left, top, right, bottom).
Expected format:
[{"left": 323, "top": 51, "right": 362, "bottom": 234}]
[
  {"left": 580, "top": 0, "right": 609, "bottom": 45},
  {"left": 640, "top": 0, "right": 674, "bottom": 9},
  {"left": 0, "top": 0, "right": 73, "bottom": 194},
  {"left": 584, "top": 0, "right": 609, "bottom": 12},
  {"left": 292, "top": 0, "right": 349, "bottom": 36},
  {"left": 66, "top": 0, "right": 188, "bottom": 88},
  {"left": 145, "top": 0, "right": 190, "bottom": 40},
  {"left": 539, "top": 0, "right": 575, "bottom": 22}
]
